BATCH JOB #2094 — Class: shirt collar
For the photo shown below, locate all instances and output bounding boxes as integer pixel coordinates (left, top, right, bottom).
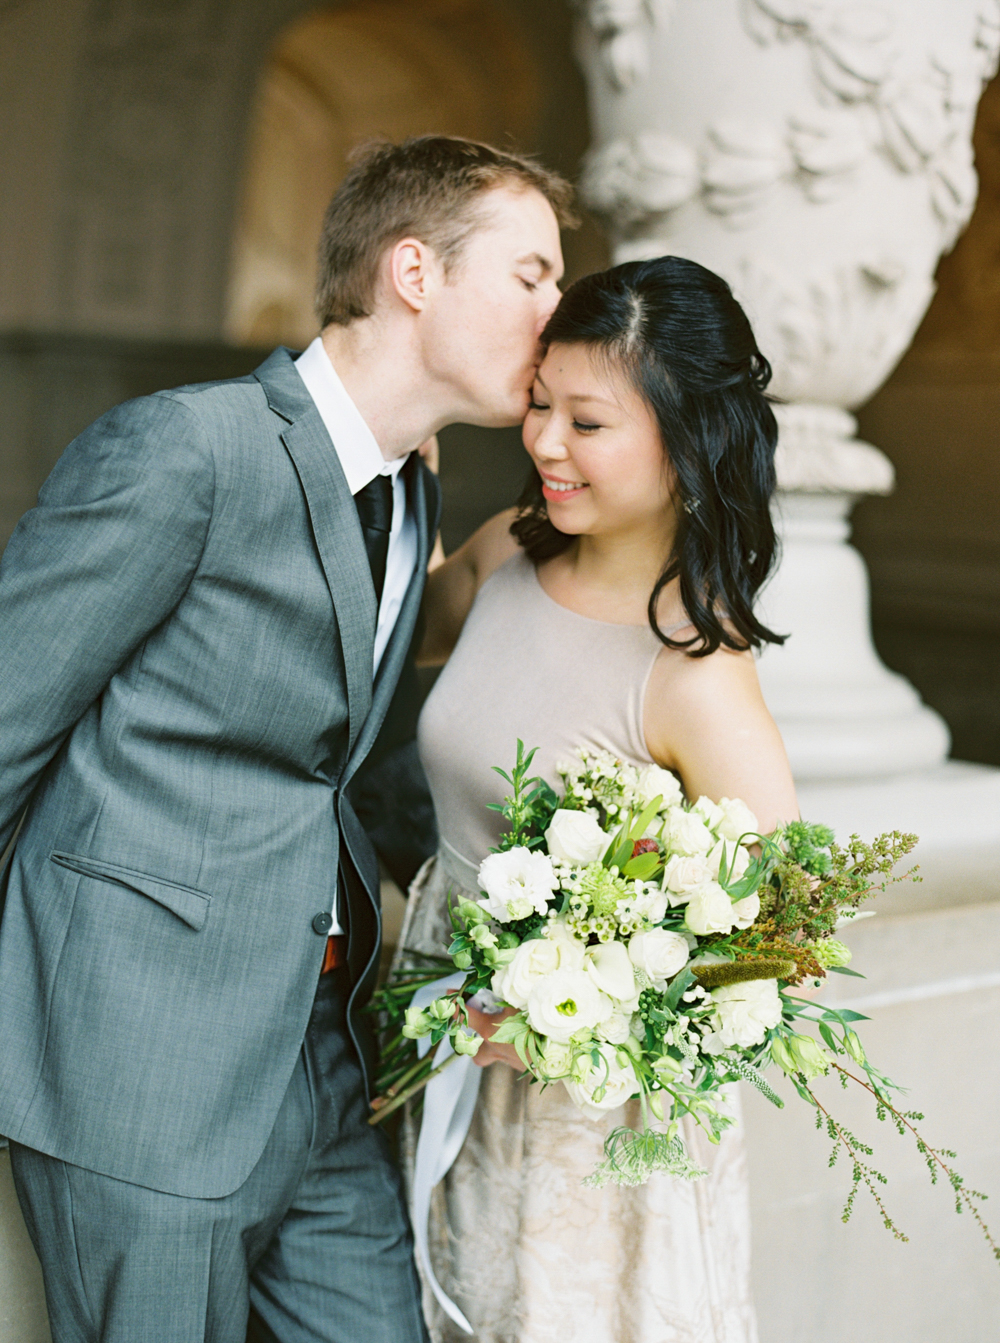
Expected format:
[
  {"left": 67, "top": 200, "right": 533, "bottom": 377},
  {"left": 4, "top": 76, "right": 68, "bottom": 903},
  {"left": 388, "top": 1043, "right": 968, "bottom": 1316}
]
[{"left": 294, "top": 336, "right": 408, "bottom": 494}]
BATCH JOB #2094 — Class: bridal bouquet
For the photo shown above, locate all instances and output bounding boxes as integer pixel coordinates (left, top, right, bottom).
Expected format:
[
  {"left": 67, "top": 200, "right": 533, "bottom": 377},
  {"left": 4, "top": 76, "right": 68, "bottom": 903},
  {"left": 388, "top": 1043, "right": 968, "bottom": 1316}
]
[{"left": 371, "top": 742, "right": 996, "bottom": 1254}]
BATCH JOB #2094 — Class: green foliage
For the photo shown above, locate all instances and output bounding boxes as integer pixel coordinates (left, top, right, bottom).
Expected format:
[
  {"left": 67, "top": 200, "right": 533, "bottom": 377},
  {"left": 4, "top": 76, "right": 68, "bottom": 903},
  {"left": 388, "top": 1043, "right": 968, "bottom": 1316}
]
[
  {"left": 584, "top": 1125, "right": 707, "bottom": 1188},
  {"left": 487, "top": 739, "right": 558, "bottom": 850}
]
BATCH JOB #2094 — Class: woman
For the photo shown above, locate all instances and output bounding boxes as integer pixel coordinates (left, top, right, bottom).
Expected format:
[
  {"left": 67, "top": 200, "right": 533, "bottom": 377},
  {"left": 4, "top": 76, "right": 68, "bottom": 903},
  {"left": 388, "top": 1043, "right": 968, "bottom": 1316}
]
[{"left": 399, "top": 256, "right": 798, "bottom": 1343}]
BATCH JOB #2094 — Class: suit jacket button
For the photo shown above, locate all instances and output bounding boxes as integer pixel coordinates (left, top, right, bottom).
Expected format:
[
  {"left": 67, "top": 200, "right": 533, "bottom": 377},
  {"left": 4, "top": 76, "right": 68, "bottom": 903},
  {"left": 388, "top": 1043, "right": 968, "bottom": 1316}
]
[{"left": 312, "top": 912, "right": 333, "bottom": 935}]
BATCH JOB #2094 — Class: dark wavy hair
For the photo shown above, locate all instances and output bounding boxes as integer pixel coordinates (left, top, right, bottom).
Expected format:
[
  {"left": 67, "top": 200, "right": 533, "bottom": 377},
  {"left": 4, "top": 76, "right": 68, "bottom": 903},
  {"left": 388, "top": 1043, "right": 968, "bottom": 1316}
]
[{"left": 511, "top": 255, "right": 785, "bottom": 657}]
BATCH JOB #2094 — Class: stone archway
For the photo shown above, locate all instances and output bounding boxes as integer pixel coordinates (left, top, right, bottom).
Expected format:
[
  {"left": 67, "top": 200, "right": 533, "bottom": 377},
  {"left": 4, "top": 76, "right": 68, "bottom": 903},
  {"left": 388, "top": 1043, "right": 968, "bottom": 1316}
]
[{"left": 224, "top": 0, "right": 542, "bottom": 347}]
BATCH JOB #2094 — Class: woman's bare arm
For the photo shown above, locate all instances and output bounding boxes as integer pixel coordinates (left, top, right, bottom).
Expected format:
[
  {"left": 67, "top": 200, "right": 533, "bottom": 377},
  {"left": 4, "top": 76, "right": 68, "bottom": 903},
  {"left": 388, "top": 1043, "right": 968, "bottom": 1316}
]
[
  {"left": 644, "top": 644, "right": 798, "bottom": 834},
  {"left": 417, "top": 508, "right": 520, "bottom": 666}
]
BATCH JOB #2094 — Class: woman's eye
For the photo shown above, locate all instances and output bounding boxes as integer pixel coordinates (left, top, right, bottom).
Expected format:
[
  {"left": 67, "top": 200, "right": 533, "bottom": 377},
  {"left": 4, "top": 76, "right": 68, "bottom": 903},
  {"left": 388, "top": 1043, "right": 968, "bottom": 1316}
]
[
  {"left": 573, "top": 420, "right": 601, "bottom": 433},
  {"left": 528, "top": 399, "right": 549, "bottom": 412}
]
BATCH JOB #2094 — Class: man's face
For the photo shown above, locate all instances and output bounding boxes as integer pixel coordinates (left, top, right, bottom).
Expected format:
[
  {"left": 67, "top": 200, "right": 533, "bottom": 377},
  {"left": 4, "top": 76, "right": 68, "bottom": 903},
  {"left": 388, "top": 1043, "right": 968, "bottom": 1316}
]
[{"left": 419, "top": 186, "right": 565, "bottom": 427}]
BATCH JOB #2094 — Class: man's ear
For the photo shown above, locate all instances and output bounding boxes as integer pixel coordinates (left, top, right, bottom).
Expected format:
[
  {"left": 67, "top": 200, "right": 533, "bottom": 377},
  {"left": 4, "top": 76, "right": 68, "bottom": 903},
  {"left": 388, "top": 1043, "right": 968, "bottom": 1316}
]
[{"left": 387, "top": 236, "right": 441, "bottom": 314}]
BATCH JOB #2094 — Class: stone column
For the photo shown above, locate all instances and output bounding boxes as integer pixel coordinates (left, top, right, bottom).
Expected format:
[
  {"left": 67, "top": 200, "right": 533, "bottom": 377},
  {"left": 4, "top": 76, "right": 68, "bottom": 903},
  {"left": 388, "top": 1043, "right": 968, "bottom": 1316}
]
[
  {"left": 574, "top": 0, "right": 999, "bottom": 780},
  {"left": 574, "top": 5, "right": 1000, "bottom": 1339}
]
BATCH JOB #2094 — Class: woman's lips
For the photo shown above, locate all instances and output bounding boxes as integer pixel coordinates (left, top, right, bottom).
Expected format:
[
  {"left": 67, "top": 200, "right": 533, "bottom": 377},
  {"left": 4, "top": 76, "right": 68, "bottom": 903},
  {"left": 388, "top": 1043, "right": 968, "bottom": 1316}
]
[{"left": 540, "top": 474, "right": 589, "bottom": 502}]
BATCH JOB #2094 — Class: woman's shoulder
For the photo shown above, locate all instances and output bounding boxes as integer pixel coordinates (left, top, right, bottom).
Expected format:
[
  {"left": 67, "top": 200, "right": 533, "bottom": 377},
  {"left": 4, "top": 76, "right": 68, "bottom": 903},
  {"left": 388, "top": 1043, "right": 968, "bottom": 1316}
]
[{"left": 644, "top": 639, "right": 771, "bottom": 757}]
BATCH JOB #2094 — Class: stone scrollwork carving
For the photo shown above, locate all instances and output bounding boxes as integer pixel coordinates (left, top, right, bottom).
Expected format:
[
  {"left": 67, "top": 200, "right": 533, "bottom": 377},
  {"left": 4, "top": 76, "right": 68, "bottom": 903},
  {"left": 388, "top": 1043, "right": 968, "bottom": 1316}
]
[
  {"left": 580, "top": 130, "right": 698, "bottom": 223},
  {"left": 743, "top": 0, "right": 1000, "bottom": 246},
  {"left": 578, "top": 0, "right": 672, "bottom": 90}
]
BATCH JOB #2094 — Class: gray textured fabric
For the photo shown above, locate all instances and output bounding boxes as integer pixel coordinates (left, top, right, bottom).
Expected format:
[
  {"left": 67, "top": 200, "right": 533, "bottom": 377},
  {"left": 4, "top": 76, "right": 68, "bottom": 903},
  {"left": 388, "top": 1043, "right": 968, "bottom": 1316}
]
[
  {"left": 0, "top": 347, "right": 440, "bottom": 1198},
  {"left": 10, "top": 966, "right": 428, "bottom": 1343}
]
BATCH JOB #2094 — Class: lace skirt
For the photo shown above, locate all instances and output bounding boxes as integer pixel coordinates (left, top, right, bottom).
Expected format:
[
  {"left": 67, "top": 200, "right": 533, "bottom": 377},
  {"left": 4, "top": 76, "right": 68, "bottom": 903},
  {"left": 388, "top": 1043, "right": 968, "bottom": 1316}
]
[{"left": 395, "top": 853, "right": 760, "bottom": 1343}]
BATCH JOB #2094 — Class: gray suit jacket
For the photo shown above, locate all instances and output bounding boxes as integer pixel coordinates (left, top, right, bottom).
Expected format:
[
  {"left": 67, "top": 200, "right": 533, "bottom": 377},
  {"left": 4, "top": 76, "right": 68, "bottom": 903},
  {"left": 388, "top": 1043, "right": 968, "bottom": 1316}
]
[{"left": 0, "top": 348, "right": 441, "bottom": 1198}]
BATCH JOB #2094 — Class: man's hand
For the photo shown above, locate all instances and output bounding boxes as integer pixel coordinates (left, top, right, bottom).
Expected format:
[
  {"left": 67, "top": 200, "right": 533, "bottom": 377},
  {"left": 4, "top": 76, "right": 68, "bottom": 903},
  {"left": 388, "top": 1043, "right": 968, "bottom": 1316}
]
[{"left": 465, "top": 1001, "right": 523, "bottom": 1070}]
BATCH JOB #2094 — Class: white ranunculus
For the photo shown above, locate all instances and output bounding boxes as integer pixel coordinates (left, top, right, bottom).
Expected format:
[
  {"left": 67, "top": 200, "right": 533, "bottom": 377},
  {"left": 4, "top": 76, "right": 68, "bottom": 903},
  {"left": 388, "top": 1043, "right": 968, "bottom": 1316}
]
[
  {"left": 596, "top": 1011, "right": 633, "bottom": 1045},
  {"left": 711, "top": 978, "right": 782, "bottom": 1048},
  {"left": 716, "top": 797, "right": 759, "bottom": 843},
  {"left": 684, "top": 881, "right": 737, "bottom": 936},
  {"left": 628, "top": 927, "right": 690, "bottom": 989},
  {"left": 585, "top": 940, "right": 637, "bottom": 1004},
  {"left": 635, "top": 764, "right": 684, "bottom": 809},
  {"left": 662, "top": 807, "right": 715, "bottom": 856},
  {"left": 545, "top": 809, "right": 609, "bottom": 864},
  {"left": 731, "top": 890, "right": 760, "bottom": 930},
  {"left": 692, "top": 795, "right": 724, "bottom": 830},
  {"left": 477, "top": 847, "right": 558, "bottom": 923},
  {"left": 563, "top": 1044, "right": 640, "bottom": 1116},
  {"left": 662, "top": 853, "right": 711, "bottom": 897},
  {"left": 543, "top": 916, "right": 587, "bottom": 970},
  {"left": 526, "top": 969, "right": 613, "bottom": 1043},
  {"left": 491, "top": 936, "right": 561, "bottom": 1009},
  {"left": 708, "top": 838, "right": 751, "bottom": 885}
]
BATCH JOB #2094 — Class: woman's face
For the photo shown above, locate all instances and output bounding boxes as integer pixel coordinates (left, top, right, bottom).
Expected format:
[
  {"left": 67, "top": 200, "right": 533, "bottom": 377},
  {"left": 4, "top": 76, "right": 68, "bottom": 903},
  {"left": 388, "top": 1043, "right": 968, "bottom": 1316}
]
[{"left": 522, "top": 342, "right": 676, "bottom": 544}]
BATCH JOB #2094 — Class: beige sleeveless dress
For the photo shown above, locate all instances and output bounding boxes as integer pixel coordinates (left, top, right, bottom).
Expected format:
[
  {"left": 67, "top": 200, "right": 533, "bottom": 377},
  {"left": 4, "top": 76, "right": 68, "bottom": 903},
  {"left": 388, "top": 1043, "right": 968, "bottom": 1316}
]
[{"left": 397, "top": 552, "right": 758, "bottom": 1343}]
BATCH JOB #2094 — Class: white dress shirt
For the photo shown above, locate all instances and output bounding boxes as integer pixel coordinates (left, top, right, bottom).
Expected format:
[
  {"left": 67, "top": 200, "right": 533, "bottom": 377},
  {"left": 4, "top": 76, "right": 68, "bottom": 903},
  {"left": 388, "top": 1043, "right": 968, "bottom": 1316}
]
[{"left": 295, "top": 336, "right": 419, "bottom": 933}]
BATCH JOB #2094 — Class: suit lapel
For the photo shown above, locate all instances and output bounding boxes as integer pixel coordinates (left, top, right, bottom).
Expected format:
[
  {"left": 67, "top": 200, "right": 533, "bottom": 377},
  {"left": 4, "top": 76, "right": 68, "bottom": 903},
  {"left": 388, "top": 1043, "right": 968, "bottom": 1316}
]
[
  {"left": 342, "top": 456, "right": 438, "bottom": 789},
  {"left": 255, "top": 349, "right": 375, "bottom": 753}
]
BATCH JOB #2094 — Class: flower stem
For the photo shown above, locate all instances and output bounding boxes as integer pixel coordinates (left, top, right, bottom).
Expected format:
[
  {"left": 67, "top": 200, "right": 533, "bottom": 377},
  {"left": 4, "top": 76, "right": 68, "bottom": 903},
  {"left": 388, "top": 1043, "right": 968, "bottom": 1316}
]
[{"left": 368, "top": 1051, "right": 462, "bottom": 1126}]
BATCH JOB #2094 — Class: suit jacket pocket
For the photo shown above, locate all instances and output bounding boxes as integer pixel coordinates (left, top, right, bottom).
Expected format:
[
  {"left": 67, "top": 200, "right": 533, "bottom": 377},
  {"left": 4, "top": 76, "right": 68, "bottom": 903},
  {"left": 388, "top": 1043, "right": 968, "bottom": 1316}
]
[{"left": 49, "top": 851, "right": 211, "bottom": 931}]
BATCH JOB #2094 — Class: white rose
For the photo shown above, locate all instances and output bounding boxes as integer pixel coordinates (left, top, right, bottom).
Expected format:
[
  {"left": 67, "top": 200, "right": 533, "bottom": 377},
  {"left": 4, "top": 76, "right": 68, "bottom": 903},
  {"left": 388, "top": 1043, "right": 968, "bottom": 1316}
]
[
  {"left": 711, "top": 978, "right": 782, "bottom": 1048},
  {"left": 584, "top": 940, "right": 637, "bottom": 1004},
  {"left": 635, "top": 764, "right": 683, "bottom": 809},
  {"left": 708, "top": 838, "right": 751, "bottom": 884},
  {"left": 526, "top": 969, "right": 613, "bottom": 1043},
  {"left": 596, "top": 1011, "right": 633, "bottom": 1045},
  {"left": 538, "top": 1038, "right": 574, "bottom": 1079},
  {"left": 628, "top": 927, "right": 690, "bottom": 989},
  {"left": 663, "top": 807, "right": 715, "bottom": 856},
  {"left": 716, "top": 797, "right": 759, "bottom": 843},
  {"left": 692, "top": 795, "right": 724, "bottom": 830},
  {"left": 543, "top": 916, "right": 587, "bottom": 970},
  {"left": 545, "top": 809, "right": 609, "bottom": 864},
  {"left": 477, "top": 847, "right": 558, "bottom": 923},
  {"left": 563, "top": 1044, "right": 640, "bottom": 1116},
  {"left": 731, "top": 890, "right": 760, "bottom": 930},
  {"left": 684, "top": 881, "right": 737, "bottom": 936},
  {"left": 491, "top": 936, "right": 561, "bottom": 1009},
  {"left": 662, "top": 853, "right": 711, "bottom": 898}
]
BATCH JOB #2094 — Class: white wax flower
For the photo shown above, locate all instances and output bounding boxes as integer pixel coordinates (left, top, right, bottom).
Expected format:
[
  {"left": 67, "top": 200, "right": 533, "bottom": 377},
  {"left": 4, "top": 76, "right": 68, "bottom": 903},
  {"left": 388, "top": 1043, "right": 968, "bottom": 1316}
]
[
  {"left": 526, "top": 969, "right": 613, "bottom": 1043},
  {"left": 731, "top": 890, "right": 760, "bottom": 930},
  {"left": 491, "top": 936, "right": 561, "bottom": 1009},
  {"left": 585, "top": 940, "right": 637, "bottom": 1004},
  {"left": 711, "top": 978, "right": 782, "bottom": 1048},
  {"left": 628, "top": 927, "right": 690, "bottom": 989},
  {"left": 708, "top": 838, "right": 750, "bottom": 884},
  {"left": 662, "top": 807, "right": 715, "bottom": 856},
  {"left": 635, "top": 764, "right": 683, "bottom": 809},
  {"left": 716, "top": 797, "right": 759, "bottom": 843},
  {"left": 543, "top": 916, "right": 587, "bottom": 970},
  {"left": 692, "top": 795, "right": 724, "bottom": 830},
  {"left": 564, "top": 1044, "right": 640, "bottom": 1116},
  {"left": 684, "top": 881, "right": 737, "bottom": 936},
  {"left": 545, "top": 809, "right": 609, "bottom": 864},
  {"left": 662, "top": 853, "right": 711, "bottom": 897},
  {"left": 477, "top": 847, "right": 558, "bottom": 923}
]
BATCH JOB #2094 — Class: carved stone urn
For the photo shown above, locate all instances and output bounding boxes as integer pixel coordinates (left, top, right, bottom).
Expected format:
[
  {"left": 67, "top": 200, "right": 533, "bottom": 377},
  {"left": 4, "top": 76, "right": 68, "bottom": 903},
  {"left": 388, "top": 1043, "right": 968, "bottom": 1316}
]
[{"left": 575, "top": 0, "right": 1000, "bottom": 781}]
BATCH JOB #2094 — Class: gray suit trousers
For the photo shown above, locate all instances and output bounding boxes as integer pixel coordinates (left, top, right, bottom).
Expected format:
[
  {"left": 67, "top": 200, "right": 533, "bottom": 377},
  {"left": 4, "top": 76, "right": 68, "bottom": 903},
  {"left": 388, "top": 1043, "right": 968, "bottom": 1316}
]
[{"left": 10, "top": 967, "right": 428, "bottom": 1343}]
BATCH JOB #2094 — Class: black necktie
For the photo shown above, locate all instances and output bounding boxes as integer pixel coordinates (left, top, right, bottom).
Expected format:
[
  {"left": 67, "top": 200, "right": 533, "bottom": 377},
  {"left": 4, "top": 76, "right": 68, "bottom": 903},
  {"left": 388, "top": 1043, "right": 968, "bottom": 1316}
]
[{"left": 353, "top": 473, "right": 393, "bottom": 606}]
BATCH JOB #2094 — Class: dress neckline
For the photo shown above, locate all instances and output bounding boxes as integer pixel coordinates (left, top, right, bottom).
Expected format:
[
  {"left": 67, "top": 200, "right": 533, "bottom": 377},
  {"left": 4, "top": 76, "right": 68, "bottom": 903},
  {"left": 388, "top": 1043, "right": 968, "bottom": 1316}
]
[{"left": 525, "top": 555, "right": 691, "bottom": 639}]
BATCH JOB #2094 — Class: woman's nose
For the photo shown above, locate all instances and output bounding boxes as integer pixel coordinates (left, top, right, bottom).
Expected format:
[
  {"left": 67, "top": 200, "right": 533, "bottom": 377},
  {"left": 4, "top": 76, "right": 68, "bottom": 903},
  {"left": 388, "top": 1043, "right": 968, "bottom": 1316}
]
[{"left": 533, "top": 420, "right": 569, "bottom": 462}]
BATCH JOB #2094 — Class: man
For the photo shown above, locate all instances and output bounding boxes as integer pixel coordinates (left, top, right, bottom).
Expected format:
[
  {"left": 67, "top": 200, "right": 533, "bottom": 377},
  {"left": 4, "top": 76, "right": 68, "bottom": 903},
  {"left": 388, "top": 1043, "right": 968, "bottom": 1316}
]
[{"left": 0, "top": 135, "right": 570, "bottom": 1342}]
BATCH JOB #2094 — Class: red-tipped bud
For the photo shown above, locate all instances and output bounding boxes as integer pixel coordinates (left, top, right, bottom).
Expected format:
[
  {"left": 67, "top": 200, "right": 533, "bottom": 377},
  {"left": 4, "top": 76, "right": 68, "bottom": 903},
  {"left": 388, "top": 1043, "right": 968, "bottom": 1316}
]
[{"left": 632, "top": 838, "right": 658, "bottom": 858}]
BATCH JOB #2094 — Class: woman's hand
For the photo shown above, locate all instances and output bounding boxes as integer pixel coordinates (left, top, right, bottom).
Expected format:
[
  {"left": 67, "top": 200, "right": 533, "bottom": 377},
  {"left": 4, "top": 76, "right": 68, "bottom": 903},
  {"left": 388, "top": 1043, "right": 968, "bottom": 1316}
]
[{"left": 465, "top": 1001, "right": 523, "bottom": 1070}]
